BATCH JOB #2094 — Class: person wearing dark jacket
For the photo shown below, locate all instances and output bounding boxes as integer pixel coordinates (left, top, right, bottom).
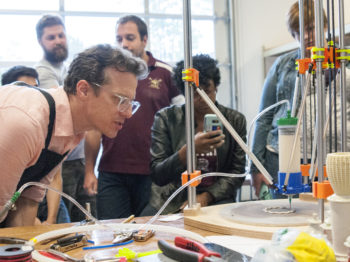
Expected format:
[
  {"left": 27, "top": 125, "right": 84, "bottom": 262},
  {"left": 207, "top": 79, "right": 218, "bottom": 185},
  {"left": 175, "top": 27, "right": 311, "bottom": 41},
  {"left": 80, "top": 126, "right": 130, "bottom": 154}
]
[{"left": 141, "top": 54, "right": 247, "bottom": 215}]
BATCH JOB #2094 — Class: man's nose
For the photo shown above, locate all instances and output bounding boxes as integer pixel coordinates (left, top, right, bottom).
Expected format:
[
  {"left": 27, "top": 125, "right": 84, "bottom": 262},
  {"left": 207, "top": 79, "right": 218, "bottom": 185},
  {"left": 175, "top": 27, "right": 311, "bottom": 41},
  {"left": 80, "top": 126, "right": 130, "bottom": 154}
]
[
  {"left": 54, "top": 37, "right": 64, "bottom": 45},
  {"left": 121, "top": 39, "right": 129, "bottom": 49},
  {"left": 120, "top": 106, "right": 133, "bottom": 119}
]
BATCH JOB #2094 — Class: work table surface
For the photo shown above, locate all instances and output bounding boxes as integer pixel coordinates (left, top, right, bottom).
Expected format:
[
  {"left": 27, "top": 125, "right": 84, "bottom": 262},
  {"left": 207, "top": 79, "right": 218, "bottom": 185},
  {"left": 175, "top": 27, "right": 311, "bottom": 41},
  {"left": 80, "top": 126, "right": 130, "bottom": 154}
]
[{"left": 0, "top": 215, "right": 219, "bottom": 261}]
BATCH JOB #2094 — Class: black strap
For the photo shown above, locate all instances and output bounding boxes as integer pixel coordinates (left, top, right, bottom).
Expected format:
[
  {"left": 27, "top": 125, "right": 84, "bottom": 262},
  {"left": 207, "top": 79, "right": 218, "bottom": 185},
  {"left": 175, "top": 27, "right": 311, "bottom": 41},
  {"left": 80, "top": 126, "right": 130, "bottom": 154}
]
[
  {"left": 37, "top": 89, "right": 55, "bottom": 149},
  {"left": 12, "top": 82, "right": 55, "bottom": 148}
]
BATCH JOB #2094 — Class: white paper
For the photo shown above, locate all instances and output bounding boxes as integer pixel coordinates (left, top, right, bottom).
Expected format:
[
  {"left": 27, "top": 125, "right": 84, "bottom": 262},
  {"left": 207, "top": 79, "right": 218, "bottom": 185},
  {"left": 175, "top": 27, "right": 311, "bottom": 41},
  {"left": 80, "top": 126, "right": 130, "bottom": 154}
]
[
  {"left": 158, "top": 213, "right": 183, "bottom": 222},
  {"left": 206, "top": 235, "right": 271, "bottom": 257}
]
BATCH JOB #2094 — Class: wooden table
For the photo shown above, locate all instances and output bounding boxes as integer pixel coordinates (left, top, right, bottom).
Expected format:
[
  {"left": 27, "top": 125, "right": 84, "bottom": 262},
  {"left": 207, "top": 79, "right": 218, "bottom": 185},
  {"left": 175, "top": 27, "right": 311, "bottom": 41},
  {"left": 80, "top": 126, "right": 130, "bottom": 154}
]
[{"left": 0, "top": 215, "right": 219, "bottom": 261}]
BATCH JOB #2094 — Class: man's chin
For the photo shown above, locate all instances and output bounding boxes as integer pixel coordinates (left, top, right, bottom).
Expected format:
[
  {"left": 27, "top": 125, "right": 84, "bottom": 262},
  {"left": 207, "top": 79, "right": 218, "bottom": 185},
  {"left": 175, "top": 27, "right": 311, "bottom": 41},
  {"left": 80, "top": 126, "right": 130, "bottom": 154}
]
[{"left": 104, "top": 130, "right": 119, "bottom": 139}]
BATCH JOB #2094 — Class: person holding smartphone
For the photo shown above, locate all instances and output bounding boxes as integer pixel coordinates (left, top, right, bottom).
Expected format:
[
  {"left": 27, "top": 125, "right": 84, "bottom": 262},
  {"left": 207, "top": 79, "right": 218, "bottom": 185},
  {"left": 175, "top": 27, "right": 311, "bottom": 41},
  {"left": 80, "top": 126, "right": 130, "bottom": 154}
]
[{"left": 140, "top": 54, "right": 247, "bottom": 216}]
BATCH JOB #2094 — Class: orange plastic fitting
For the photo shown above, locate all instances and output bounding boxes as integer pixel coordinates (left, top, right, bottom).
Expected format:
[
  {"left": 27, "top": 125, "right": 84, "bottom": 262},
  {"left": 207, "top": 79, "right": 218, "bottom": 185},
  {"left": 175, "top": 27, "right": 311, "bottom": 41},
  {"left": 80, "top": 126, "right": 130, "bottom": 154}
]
[
  {"left": 300, "top": 164, "right": 311, "bottom": 177},
  {"left": 182, "top": 170, "right": 201, "bottom": 187},
  {"left": 315, "top": 165, "right": 328, "bottom": 178},
  {"left": 296, "top": 46, "right": 340, "bottom": 74},
  {"left": 300, "top": 164, "right": 327, "bottom": 177},
  {"left": 312, "top": 180, "right": 334, "bottom": 199},
  {"left": 182, "top": 68, "right": 199, "bottom": 87}
]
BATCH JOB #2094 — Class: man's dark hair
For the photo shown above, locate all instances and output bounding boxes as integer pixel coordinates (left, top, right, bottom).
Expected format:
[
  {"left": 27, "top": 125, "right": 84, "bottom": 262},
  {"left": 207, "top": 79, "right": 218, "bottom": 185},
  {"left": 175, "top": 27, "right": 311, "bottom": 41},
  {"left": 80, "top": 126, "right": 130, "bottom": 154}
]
[
  {"left": 64, "top": 44, "right": 148, "bottom": 95},
  {"left": 116, "top": 15, "right": 148, "bottom": 40},
  {"left": 173, "top": 54, "right": 221, "bottom": 95},
  {"left": 1, "top": 66, "right": 39, "bottom": 85},
  {"left": 36, "top": 14, "right": 65, "bottom": 40}
]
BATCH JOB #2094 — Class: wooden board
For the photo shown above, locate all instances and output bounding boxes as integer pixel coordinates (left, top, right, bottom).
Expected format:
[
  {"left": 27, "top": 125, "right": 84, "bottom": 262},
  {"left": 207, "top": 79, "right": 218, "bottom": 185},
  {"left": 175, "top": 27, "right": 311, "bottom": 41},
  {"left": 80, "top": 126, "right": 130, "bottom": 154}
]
[{"left": 184, "top": 199, "right": 327, "bottom": 240}]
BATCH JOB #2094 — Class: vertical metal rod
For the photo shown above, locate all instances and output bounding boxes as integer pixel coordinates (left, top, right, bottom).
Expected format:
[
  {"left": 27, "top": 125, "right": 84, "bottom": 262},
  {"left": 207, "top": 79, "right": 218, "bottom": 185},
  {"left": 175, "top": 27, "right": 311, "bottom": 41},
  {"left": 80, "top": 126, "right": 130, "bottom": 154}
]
[
  {"left": 326, "top": 0, "right": 333, "bottom": 153},
  {"left": 299, "top": 0, "right": 309, "bottom": 185},
  {"left": 338, "top": 0, "right": 347, "bottom": 152},
  {"left": 315, "top": 0, "right": 325, "bottom": 223},
  {"left": 228, "top": 0, "right": 238, "bottom": 109},
  {"left": 183, "top": 0, "right": 196, "bottom": 208},
  {"left": 332, "top": 0, "right": 338, "bottom": 152}
]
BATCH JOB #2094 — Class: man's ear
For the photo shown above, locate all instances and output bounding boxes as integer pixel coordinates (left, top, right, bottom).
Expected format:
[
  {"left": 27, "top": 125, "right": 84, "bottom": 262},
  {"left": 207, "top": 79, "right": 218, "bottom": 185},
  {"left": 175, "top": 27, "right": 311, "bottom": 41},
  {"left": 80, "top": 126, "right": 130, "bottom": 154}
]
[
  {"left": 38, "top": 37, "right": 44, "bottom": 46},
  {"left": 75, "top": 80, "right": 90, "bottom": 99},
  {"left": 142, "top": 35, "right": 148, "bottom": 45}
]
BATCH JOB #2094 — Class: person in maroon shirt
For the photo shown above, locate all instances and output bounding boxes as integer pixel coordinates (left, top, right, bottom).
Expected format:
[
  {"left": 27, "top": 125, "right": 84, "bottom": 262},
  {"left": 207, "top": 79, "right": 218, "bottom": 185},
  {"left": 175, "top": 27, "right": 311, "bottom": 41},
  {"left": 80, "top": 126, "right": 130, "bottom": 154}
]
[{"left": 84, "top": 15, "right": 184, "bottom": 219}]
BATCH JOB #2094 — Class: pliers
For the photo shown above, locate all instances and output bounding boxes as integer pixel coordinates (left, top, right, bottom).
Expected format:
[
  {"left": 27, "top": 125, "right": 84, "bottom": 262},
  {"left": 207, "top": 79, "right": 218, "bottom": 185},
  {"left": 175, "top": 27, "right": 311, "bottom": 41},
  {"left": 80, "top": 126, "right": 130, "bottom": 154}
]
[{"left": 158, "top": 236, "right": 225, "bottom": 262}]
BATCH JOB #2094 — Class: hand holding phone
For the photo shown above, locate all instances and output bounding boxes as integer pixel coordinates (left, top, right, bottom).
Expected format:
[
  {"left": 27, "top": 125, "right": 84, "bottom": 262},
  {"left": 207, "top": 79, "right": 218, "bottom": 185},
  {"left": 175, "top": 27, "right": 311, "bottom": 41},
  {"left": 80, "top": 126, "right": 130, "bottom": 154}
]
[
  {"left": 204, "top": 114, "right": 223, "bottom": 132},
  {"left": 193, "top": 114, "right": 225, "bottom": 154}
]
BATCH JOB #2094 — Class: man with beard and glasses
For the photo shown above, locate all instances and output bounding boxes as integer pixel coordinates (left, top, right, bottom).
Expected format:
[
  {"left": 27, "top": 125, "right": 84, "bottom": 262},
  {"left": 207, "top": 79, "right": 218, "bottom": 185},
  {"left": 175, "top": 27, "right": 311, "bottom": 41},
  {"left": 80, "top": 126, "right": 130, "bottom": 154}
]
[
  {"left": 84, "top": 15, "right": 185, "bottom": 220},
  {"left": 35, "top": 14, "right": 96, "bottom": 223}
]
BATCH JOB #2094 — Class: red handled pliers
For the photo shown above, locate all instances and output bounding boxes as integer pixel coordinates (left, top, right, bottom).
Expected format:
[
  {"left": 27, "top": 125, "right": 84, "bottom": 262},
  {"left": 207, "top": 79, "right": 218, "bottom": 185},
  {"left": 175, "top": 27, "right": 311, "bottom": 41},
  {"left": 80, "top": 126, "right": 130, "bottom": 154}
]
[{"left": 158, "top": 236, "right": 225, "bottom": 262}]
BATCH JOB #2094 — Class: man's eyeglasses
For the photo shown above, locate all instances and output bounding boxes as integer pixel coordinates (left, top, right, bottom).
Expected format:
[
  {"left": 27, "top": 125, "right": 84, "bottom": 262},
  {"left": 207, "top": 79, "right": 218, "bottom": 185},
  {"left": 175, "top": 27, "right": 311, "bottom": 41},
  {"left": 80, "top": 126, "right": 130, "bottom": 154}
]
[{"left": 91, "top": 82, "right": 140, "bottom": 115}]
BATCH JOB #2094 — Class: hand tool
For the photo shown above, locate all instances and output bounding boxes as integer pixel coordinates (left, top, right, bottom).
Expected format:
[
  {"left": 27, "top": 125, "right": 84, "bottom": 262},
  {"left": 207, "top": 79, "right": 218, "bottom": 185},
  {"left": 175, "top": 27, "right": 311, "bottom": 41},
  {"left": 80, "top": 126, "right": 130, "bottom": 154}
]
[{"left": 158, "top": 237, "right": 224, "bottom": 262}]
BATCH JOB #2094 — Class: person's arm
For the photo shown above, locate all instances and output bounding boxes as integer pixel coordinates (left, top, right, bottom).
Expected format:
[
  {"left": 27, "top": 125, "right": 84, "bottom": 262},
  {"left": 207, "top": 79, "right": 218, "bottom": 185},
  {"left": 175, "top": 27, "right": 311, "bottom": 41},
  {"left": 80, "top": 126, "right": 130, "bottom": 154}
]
[
  {"left": 151, "top": 109, "right": 225, "bottom": 187},
  {"left": 0, "top": 107, "right": 44, "bottom": 226},
  {"left": 150, "top": 112, "right": 186, "bottom": 186},
  {"left": 42, "top": 167, "right": 62, "bottom": 224},
  {"left": 250, "top": 57, "right": 281, "bottom": 196},
  {"left": 5, "top": 197, "right": 39, "bottom": 227},
  {"left": 84, "top": 130, "right": 102, "bottom": 196},
  {"left": 178, "top": 131, "right": 225, "bottom": 166},
  {"left": 36, "top": 65, "right": 60, "bottom": 89}
]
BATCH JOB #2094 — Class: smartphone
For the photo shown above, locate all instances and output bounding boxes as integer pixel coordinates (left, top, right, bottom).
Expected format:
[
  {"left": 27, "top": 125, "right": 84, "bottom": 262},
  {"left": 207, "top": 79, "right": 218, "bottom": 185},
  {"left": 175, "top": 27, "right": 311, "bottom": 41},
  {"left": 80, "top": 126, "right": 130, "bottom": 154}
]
[{"left": 204, "top": 114, "right": 223, "bottom": 132}]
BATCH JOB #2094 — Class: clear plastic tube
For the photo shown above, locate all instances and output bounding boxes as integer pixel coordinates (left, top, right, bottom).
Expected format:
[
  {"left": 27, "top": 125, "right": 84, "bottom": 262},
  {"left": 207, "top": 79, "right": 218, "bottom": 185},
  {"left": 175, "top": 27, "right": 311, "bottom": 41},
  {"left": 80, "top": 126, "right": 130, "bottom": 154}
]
[
  {"left": 29, "top": 223, "right": 207, "bottom": 245},
  {"left": 17, "top": 181, "right": 99, "bottom": 225},
  {"left": 291, "top": 74, "right": 300, "bottom": 117},
  {"left": 246, "top": 99, "right": 290, "bottom": 176},
  {"left": 139, "top": 172, "right": 246, "bottom": 230},
  {"left": 247, "top": 99, "right": 290, "bottom": 153},
  {"left": 31, "top": 223, "right": 208, "bottom": 262},
  {"left": 0, "top": 192, "right": 21, "bottom": 223}
]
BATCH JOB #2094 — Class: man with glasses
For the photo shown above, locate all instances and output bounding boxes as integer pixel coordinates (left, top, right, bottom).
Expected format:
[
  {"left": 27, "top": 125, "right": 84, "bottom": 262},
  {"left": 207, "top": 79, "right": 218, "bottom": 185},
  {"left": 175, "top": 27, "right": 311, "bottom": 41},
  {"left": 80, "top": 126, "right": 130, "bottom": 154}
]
[
  {"left": 35, "top": 14, "right": 97, "bottom": 222},
  {"left": 0, "top": 44, "right": 147, "bottom": 227},
  {"left": 84, "top": 15, "right": 184, "bottom": 219}
]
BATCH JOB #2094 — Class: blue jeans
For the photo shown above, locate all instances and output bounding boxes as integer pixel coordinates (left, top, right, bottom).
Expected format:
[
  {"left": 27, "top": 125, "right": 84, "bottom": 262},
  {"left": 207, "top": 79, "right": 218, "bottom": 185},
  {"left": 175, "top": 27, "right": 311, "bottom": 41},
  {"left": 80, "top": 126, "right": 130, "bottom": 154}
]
[
  {"left": 62, "top": 159, "right": 96, "bottom": 222},
  {"left": 37, "top": 197, "right": 71, "bottom": 223},
  {"left": 97, "top": 172, "right": 152, "bottom": 219},
  {"left": 264, "top": 150, "right": 284, "bottom": 199}
]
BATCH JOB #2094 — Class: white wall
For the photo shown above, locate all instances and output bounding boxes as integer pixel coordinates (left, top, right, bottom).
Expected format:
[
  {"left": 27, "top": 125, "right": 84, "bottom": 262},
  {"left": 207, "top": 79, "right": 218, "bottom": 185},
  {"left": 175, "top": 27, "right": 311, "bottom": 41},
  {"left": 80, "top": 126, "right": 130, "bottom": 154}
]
[{"left": 233, "top": 0, "right": 350, "bottom": 128}]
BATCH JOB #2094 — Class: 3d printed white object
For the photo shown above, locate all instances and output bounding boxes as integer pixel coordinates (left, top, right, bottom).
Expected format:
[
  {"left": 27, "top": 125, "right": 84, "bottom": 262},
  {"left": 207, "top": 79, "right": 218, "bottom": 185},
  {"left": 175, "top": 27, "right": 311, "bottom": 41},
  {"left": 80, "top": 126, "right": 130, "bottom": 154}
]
[{"left": 326, "top": 152, "right": 350, "bottom": 196}]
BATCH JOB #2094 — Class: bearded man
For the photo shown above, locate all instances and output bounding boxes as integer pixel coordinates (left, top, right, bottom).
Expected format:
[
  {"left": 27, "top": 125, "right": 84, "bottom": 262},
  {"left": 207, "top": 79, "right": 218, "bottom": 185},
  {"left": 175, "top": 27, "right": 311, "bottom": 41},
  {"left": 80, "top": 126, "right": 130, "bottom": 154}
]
[{"left": 35, "top": 14, "right": 68, "bottom": 89}]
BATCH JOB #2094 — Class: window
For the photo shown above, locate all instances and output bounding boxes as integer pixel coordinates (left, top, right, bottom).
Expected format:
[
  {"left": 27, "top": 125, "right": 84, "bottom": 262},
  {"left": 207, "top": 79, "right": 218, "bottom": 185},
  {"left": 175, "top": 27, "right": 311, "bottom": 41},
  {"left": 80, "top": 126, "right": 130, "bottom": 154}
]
[
  {"left": 65, "top": 16, "right": 116, "bottom": 61},
  {"left": 0, "top": 1, "right": 235, "bottom": 108},
  {"left": 65, "top": 0, "right": 144, "bottom": 13},
  {"left": 0, "top": 15, "right": 42, "bottom": 62},
  {"left": 0, "top": 0, "right": 218, "bottom": 65},
  {"left": 149, "top": 0, "right": 213, "bottom": 15},
  {"left": 1, "top": 0, "right": 58, "bottom": 10}
]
